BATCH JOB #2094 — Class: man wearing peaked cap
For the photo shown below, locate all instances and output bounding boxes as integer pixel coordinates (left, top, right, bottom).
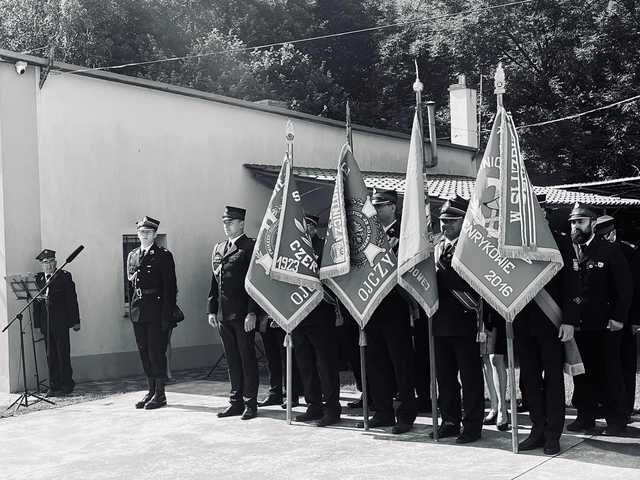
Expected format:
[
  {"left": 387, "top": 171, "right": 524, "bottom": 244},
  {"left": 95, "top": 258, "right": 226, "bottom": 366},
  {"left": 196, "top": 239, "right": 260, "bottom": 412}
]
[
  {"left": 430, "top": 195, "right": 484, "bottom": 444},
  {"left": 33, "top": 249, "right": 81, "bottom": 396},
  {"left": 356, "top": 187, "right": 418, "bottom": 434},
  {"left": 208, "top": 205, "right": 260, "bottom": 420},
  {"left": 565, "top": 204, "right": 633, "bottom": 436},
  {"left": 127, "top": 216, "right": 178, "bottom": 410},
  {"left": 595, "top": 214, "right": 640, "bottom": 423}
]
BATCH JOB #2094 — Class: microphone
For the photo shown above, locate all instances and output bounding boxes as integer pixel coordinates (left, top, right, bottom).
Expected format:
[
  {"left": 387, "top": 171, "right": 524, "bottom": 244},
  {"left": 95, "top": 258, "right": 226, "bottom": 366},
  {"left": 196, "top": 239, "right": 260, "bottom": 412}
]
[{"left": 66, "top": 245, "right": 85, "bottom": 264}]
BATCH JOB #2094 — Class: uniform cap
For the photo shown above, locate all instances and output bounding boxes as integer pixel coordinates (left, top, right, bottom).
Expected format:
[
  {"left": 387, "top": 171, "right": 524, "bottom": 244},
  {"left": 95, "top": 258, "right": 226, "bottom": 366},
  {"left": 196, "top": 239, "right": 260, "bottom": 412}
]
[
  {"left": 438, "top": 196, "right": 469, "bottom": 220},
  {"left": 136, "top": 216, "right": 160, "bottom": 230},
  {"left": 35, "top": 249, "right": 56, "bottom": 262},
  {"left": 222, "top": 206, "right": 246, "bottom": 221},
  {"left": 568, "top": 202, "right": 597, "bottom": 221},
  {"left": 594, "top": 215, "right": 615, "bottom": 235},
  {"left": 371, "top": 188, "right": 398, "bottom": 206}
]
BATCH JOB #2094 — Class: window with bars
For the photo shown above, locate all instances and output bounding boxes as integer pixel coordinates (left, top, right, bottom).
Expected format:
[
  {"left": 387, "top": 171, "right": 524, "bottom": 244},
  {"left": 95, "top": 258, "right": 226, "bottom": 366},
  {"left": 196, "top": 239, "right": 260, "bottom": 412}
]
[{"left": 122, "top": 233, "right": 167, "bottom": 315}]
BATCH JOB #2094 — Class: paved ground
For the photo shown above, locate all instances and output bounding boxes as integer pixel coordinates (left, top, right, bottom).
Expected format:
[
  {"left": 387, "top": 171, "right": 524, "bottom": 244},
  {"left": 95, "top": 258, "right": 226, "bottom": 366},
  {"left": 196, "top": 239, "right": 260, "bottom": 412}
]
[{"left": 1, "top": 374, "right": 639, "bottom": 480}]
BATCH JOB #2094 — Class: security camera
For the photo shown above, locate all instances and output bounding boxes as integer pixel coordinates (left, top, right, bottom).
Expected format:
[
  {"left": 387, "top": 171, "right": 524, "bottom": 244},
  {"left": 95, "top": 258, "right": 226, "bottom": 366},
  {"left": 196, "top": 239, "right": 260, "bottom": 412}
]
[{"left": 15, "top": 61, "right": 27, "bottom": 75}]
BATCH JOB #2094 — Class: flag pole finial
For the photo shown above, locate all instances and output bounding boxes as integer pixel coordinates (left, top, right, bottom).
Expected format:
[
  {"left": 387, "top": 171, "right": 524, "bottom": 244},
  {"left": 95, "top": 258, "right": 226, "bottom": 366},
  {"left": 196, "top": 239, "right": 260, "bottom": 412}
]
[
  {"left": 345, "top": 102, "right": 353, "bottom": 149},
  {"left": 286, "top": 119, "right": 294, "bottom": 161},
  {"left": 413, "top": 59, "right": 424, "bottom": 93},
  {"left": 494, "top": 62, "right": 506, "bottom": 108}
]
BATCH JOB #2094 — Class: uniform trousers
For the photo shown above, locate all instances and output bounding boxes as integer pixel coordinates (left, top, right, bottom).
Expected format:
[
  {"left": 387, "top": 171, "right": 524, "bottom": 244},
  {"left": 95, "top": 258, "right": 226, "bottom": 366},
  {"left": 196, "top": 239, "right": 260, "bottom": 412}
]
[
  {"left": 293, "top": 312, "right": 341, "bottom": 416},
  {"left": 434, "top": 335, "right": 483, "bottom": 435},
  {"left": 261, "top": 326, "right": 303, "bottom": 399},
  {"left": 218, "top": 319, "right": 258, "bottom": 408},
  {"left": 621, "top": 326, "right": 638, "bottom": 416},
  {"left": 133, "top": 321, "right": 169, "bottom": 381},
  {"left": 365, "top": 301, "right": 416, "bottom": 425},
  {"left": 413, "top": 311, "right": 431, "bottom": 403},
  {"left": 573, "top": 330, "right": 627, "bottom": 427},
  {"left": 45, "top": 324, "right": 74, "bottom": 389},
  {"left": 514, "top": 325, "right": 565, "bottom": 441}
]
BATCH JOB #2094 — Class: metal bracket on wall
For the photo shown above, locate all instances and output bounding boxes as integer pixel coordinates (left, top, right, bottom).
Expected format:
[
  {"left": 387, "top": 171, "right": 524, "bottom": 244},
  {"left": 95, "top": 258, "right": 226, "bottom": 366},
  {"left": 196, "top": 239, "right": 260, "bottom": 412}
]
[{"left": 38, "top": 46, "right": 55, "bottom": 90}]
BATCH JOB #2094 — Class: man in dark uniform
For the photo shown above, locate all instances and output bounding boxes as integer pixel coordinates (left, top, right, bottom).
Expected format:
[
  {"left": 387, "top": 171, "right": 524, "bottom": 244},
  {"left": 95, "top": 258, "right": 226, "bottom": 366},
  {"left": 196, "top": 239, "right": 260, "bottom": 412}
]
[
  {"left": 430, "top": 196, "right": 484, "bottom": 444},
  {"left": 594, "top": 215, "right": 640, "bottom": 423},
  {"left": 515, "top": 194, "right": 576, "bottom": 455},
  {"left": 293, "top": 214, "right": 342, "bottom": 427},
  {"left": 208, "top": 206, "right": 259, "bottom": 420},
  {"left": 127, "top": 216, "right": 177, "bottom": 410},
  {"left": 34, "top": 249, "right": 81, "bottom": 396},
  {"left": 357, "top": 188, "right": 416, "bottom": 435},
  {"left": 565, "top": 204, "right": 632, "bottom": 436}
]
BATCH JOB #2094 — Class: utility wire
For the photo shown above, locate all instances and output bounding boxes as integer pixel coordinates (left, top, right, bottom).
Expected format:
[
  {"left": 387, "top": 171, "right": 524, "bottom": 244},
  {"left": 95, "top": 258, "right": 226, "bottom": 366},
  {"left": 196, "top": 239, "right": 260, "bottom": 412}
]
[{"left": 63, "top": 0, "right": 532, "bottom": 75}]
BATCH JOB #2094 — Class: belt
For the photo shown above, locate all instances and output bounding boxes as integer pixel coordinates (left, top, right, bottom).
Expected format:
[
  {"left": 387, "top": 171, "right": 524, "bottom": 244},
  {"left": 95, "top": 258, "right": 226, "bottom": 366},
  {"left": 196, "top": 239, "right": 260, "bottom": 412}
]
[{"left": 135, "top": 288, "right": 160, "bottom": 297}]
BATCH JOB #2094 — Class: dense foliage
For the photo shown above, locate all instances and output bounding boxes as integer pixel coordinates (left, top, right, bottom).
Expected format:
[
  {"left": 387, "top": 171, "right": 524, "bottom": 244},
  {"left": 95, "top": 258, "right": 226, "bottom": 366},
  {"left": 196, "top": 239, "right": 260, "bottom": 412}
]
[{"left": 2, "top": 0, "right": 638, "bottom": 184}]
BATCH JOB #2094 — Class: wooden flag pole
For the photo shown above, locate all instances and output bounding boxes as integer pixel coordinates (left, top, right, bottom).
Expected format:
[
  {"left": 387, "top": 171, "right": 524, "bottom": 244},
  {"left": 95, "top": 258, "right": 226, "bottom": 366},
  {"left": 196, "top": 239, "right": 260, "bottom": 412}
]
[
  {"left": 285, "top": 332, "right": 293, "bottom": 425},
  {"left": 359, "top": 328, "right": 369, "bottom": 431},
  {"left": 284, "top": 120, "right": 295, "bottom": 426},
  {"left": 495, "top": 62, "right": 519, "bottom": 454},
  {"left": 346, "top": 101, "right": 353, "bottom": 154},
  {"left": 414, "top": 59, "right": 439, "bottom": 440}
]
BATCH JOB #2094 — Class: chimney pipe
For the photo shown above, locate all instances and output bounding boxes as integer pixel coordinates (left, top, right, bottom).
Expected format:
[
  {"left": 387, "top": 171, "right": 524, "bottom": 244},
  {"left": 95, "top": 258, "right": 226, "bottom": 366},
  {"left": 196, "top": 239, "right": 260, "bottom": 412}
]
[{"left": 425, "top": 101, "right": 438, "bottom": 168}]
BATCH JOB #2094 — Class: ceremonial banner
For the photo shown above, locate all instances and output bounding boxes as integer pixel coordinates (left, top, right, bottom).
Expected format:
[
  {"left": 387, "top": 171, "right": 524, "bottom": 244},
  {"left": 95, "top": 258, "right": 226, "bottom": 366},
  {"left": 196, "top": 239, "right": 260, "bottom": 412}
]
[
  {"left": 398, "top": 111, "right": 439, "bottom": 316},
  {"left": 320, "top": 144, "right": 398, "bottom": 327},
  {"left": 452, "top": 107, "right": 563, "bottom": 322},
  {"left": 245, "top": 154, "right": 323, "bottom": 333},
  {"left": 499, "top": 112, "right": 563, "bottom": 263}
]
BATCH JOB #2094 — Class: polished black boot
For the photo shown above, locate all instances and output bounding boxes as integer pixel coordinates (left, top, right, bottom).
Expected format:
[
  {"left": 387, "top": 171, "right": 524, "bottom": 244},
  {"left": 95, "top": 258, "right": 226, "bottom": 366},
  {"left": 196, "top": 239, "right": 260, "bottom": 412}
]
[
  {"left": 136, "top": 378, "right": 155, "bottom": 409},
  {"left": 145, "top": 379, "right": 167, "bottom": 410}
]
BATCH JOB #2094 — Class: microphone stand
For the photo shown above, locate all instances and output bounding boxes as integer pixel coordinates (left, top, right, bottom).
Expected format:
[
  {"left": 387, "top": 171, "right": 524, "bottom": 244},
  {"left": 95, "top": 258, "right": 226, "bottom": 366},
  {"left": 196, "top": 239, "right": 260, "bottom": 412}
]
[{"left": 2, "top": 247, "right": 83, "bottom": 410}]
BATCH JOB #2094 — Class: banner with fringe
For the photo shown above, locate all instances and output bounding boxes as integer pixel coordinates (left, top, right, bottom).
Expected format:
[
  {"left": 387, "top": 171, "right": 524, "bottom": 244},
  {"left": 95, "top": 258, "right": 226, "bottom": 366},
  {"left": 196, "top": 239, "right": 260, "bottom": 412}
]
[
  {"left": 451, "top": 107, "right": 563, "bottom": 322},
  {"left": 398, "top": 111, "right": 439, "bottom": 317},
  {"left": 245, "top": 154, "right": 323, "bottom": 333},
  {"left": 320, "top": 144, "right": 398, "bottom": 328}
]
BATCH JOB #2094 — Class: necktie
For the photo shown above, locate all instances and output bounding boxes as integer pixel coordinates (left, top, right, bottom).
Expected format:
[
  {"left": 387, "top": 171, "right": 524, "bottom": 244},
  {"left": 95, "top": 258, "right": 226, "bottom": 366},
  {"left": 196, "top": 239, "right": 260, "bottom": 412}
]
[
  {"left": 224, "top": 241, "right": 231, "bottom": 255},
  {"left": 577, "top": 244, "right": 584, "bottom": 262}
]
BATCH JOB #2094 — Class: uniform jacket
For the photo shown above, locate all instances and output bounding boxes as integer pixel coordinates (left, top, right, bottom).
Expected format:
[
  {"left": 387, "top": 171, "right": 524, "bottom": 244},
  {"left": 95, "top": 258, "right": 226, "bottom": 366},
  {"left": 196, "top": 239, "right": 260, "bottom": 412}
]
[
  {"left": 301, "top": 233, "right": 336, "bottom": 328},
  {"left": 514, "top": 231, "right": 578, "bottom": 337},
  {"left": 33, "top": 270, "right": 80, "bottom": 332},
  {"left": 432, "top": 237, "right": 479, "bottom": 337},
  {"left": 127, "top": 243, "right": 177, "bottom": 328},
  {"left": 619, "top": 240, "right": 640, "bottom": 328},
  {"left": 564, "top": 236, "right": 632, "bottom": 330},
  {"left": 208, "top": 234, "right": 258, "bottom": 322}
]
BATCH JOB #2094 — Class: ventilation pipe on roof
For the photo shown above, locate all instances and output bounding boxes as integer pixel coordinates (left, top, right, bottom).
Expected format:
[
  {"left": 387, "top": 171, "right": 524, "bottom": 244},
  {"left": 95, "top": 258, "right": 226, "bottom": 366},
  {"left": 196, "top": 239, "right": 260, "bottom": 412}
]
[{"left": 425, "top": 101, "right": 438, "bottom": 168}]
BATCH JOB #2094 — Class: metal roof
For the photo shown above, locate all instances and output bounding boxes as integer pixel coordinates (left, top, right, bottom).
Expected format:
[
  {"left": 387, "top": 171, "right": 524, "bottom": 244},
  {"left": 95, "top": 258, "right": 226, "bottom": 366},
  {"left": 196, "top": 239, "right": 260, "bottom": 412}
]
[
  {"left": 245, "top": 164, "right": 640, "bottom": 208},
  {"left": 549, "top": 176, "right": 640, "bottom": 201}
]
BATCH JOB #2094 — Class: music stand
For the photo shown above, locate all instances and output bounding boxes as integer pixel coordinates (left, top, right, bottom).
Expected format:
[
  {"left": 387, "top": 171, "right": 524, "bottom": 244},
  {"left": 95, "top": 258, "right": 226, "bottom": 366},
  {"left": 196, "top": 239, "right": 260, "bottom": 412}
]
[{"left": 4, "top": 273, "right": 54, "bottom": 410}]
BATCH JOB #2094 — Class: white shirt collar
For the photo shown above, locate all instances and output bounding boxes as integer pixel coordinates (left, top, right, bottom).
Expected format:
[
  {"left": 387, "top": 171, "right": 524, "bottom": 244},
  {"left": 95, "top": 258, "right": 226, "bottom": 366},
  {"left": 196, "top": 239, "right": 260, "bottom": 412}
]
[{"left": 227, "top": 233, "right": 244, "bottom": 246}]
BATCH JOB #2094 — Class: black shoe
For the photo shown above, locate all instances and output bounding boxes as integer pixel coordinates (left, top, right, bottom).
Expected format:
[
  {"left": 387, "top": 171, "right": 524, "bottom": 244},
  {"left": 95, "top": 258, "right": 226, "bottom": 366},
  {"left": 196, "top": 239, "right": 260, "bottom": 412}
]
[
  {"left": 281, "top": 398, "right": 300, "bottom": 409},
  {"left": 455, "top": 431, "right": 481, "bottom": 444},
  {"left": 347, "top": 398, "right": 364, "bottom": 409},
  {"left": 518, "top": 433, "right": 545, "bottom": 451},
  {"left": 45, "top": 388, "right": 61, "bottom": 398},
  {"left": 602, "top": 424, "right": 626, "bottom": 437},
  {"left": 566, "top": 418, "right": 595, "bottom": 432},
  {"left": 516, "top": 400, "right": 529, "bottom": 413},
  {"left": 317, "top": 414, "right": 341, "bottom": 427},
  {"left": 241, "top": 406, "right": 258, "bottom": 420},
  {"left": 497, "top": 422, "right": 510, "bottom": 432},
  {"left": 483, "top": 411, "right": 497, "bottom": 425},
  {"left": 391, "top": 422, "right": 412, "bottom": 434},
  {"left": 144, "top": 380, "right": 167, "bottom": 410},
  {"left": 258, "top": 396, "right": 283, "bottom": 407},
  {"left": 543, "top": 439, "right": 560, "bottom": 455},
  {"left": 364, "top": 415, "right": 396, "bottom": 429},
  {"left": 135, "top": 391, "right": 155, "bottom": 409},
  {"left": 295, "top": 408, "right": 324, "bottom": 422},
  {"left": 217, "top": 404, "right": 244, "bottom": 418},
  {"left": 429, "top": 422, "right": 460, "bottom": 439},
  {"left": 60, "top": 385, "right": 74, "bottom": 396}
]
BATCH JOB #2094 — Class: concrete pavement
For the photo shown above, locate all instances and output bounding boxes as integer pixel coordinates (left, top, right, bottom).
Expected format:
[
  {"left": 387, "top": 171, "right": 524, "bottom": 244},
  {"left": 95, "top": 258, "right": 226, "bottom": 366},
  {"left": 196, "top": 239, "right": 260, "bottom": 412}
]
[{"left": 1, "top": 380, "right": 639, "bottom": 480}]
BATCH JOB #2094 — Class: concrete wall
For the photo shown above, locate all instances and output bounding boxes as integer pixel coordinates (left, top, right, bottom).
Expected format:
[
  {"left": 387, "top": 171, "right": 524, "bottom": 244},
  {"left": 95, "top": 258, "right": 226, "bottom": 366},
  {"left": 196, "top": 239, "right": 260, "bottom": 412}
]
[{"left": 0, "top": 53, "right": 477, "bottom": 391}]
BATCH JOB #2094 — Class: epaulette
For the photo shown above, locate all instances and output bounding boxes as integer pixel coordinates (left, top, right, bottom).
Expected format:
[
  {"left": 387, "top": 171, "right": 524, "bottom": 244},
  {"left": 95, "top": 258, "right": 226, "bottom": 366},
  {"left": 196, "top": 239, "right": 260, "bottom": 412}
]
[{"left": 621, "top": 240, "right": 638, "bottom": 250}]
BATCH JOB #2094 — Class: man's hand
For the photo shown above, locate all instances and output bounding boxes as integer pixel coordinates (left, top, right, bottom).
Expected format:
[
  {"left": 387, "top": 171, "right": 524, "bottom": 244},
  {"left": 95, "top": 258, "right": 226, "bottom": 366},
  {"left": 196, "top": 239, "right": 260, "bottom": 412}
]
[
  {"left": 72, "top": 323, "right": 81, "bottom": 332},
  {"left": 244, "top": 313, "right": 257, "bottom": 332},
  {"left": 607, "top": 319, "right": 624, "bottom": 332},
  {"left": 558, "top": 324, "right": 574, "bottom": 342},
  {"left": 208, "top": 313, "right": 218, "bottom": 328}
]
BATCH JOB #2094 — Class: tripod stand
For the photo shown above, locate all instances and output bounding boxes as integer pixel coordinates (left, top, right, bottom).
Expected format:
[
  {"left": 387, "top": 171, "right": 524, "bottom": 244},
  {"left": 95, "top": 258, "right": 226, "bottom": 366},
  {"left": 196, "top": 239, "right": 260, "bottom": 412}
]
[{"left": 4, "top": 274, "right": 53, "bottom": 410}]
